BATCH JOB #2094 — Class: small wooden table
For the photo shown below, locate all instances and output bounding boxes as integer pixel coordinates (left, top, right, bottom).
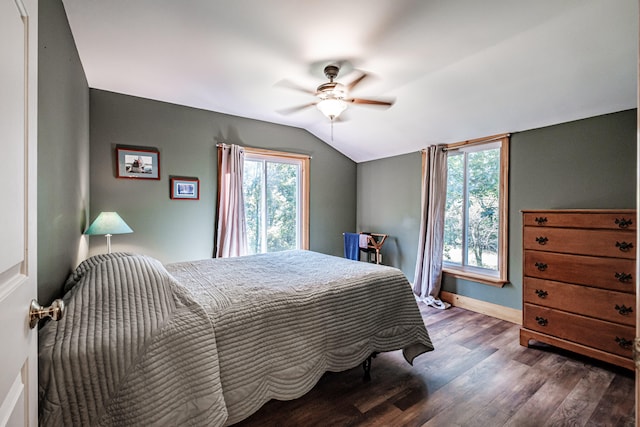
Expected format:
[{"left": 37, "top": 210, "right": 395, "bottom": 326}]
[{"left": 360, "top": 233, "right": 387, "bottom": 264}]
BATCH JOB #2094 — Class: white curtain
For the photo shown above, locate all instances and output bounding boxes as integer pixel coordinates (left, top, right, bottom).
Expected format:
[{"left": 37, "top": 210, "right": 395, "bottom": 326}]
[
  {"left": 413, "top": 145, "right": 448, "bottom": 300},
  {"left": 216, "top": 144, "right": 248, "bottom": 258}
]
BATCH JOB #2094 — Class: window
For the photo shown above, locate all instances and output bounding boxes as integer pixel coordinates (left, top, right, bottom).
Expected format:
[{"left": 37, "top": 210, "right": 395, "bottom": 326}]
[
  {"left": 442, "top": 134, "right": 509, "bottom": 286},
  {"left": 242, "top": 148, "right": 309, "bottom": 254}
]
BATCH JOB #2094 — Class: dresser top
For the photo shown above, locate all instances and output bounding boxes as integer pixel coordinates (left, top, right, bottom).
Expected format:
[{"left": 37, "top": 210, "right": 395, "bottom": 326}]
[{"left": 521, "top": 209, "right": 636, "bottom": 214}]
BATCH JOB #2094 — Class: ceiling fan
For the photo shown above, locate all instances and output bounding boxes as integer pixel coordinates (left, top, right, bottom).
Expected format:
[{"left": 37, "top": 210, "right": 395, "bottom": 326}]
[{"left": 277, "top": 64, "right": 395, "bottom": 122}]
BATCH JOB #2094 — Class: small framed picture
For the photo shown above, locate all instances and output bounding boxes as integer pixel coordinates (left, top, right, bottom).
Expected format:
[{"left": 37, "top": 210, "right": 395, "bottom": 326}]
[
  {"left": 116, "top": 147, "right": 160, "bottom": 179},
  {"left": 170, "top": 177, "right": 200, "bottom": 200}
]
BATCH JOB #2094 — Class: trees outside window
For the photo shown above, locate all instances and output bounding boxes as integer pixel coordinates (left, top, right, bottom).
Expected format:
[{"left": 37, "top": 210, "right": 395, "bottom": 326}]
[
  {"left": 442, "top": 135, "right": 509, "bottom": 286},
  {"left": 243, "top": 149, "right": 309, "bottom": 254}
]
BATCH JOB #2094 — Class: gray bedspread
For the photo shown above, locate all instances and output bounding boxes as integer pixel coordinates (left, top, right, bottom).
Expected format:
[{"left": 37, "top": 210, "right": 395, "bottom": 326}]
[
  {"left": 39, "top": 254, "right": 227, "bottom": 426},
  {"left": 39, "top": 250, "right": 433, "bottom": 426},
  {"left": 165, "top": 250, "right": 433, "bottom": 425}
]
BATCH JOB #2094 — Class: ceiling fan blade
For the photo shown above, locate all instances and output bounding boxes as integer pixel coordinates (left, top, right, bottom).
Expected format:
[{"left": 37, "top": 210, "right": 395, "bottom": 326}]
[
  {"left": 345, "top": 71, "right": 368, "bottom": 91},
  {"left": 276, "top": 102, "right": 318, "bottom": 115},
  {"left": 274, "top": 79, "right": 316, "bottom": 95},
  {"left": 347, "top": 97, "right": 395, "bottom": 107}
]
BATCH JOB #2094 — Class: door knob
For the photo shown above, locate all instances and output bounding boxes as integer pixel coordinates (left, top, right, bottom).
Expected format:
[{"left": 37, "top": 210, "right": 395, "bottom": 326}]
[{"left": 29, "top": 299, "right": 65, "bottom": 329}]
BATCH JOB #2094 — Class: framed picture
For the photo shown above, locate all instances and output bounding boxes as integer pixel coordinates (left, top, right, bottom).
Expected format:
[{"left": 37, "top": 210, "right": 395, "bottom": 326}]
[
  {"left": 170, "top": 177, "right": 200, "bottom": 200},
  {"left": 116, "top": 147, "right": 160, "bottom": 179}
]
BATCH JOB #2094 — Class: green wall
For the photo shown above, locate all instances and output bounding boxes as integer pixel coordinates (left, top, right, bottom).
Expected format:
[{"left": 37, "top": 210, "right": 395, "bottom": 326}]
[
  {"left": 37, "top": 0, "right": 90, "bottom": 304},
  {"left": 89, "top": 90, "right": 356, "bottom": 262},
  {"left": 357, "top": 109, "right": 637, "bottom": 310},
  {"left": 357, "top": 152, "right": 422, "bottom": 275}
]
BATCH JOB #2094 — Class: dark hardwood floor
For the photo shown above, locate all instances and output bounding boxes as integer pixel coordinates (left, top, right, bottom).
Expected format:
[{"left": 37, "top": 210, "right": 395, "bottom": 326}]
[{"left": 234, "top": 305, "right": 635, "bottom": 426}]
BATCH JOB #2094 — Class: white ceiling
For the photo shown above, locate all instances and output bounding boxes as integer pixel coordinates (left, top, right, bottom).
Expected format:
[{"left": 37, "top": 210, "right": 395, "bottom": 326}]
[{"left": 61, "top": 0, "right": 638, "bottom": 163}]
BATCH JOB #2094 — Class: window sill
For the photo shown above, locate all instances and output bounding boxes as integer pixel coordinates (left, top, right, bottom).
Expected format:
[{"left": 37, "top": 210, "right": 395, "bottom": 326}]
[{"left": 442, "top": 267, "right": 508, "bottom": 288}]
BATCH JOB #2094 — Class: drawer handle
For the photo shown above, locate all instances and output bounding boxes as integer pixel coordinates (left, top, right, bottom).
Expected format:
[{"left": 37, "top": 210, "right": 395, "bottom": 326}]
[
  {"left": 535, "top": 289, "right": 548, "bottom": 298},
  {"left": 615, "top": 217, "right": 633, "bottom": 229},
  {"left": 615, "top": 241, "right": 634, "bottom": 252},
  {"left": 615, "top": 337, "right": 633, "bottom": 350},
  {"left": 614, "top": 272, "right": 633, "bottom": 283},
  {"left": 535, "top": 236, "right": 548, "bottom": 245},
  {"left": 535, "top": 316, "right": 548, "bottom": 326},
  {"left": 615, "top": 304, "right": 633, "bottom": 316},
  {"left": 535, "top": 262, "right": 548, "bottom": 271},
  {"left": 534, "top": 217, "right": 548, "bottom": 225}
]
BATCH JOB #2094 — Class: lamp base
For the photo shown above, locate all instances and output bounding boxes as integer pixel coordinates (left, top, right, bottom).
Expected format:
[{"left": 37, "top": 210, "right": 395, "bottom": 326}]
[{"left": 106, "top": 234, "right": 112, "bottom": 254}]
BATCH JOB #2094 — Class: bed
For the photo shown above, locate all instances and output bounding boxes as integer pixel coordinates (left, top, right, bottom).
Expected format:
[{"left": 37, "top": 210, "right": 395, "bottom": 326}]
[{"left": 39, "top": 250, "right": 433, "bottom": 426}]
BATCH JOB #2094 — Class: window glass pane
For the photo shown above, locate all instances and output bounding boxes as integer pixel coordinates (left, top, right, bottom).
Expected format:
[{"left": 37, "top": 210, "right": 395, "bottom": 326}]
[
  {"left": 243, "top": 159, "right": 263, "bottom": 255},
  {"left": 266, "top": 161, "right": 299, "bottom": 252},
  {"left": 444, "top": 153, "right": 463, "bottom": 265},
  {"left": 237, "top": 149, "right": 309, "bottom": 255},
  {"left": 466, "top": 148, "right": 499, "bottom": 270},
  {"left": 439, "top": 136, "right": 508, "bottom": 284}
]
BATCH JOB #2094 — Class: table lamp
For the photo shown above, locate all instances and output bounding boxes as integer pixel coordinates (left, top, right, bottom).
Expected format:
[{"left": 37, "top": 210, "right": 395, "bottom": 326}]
[{"left": 84, "top": 212, "right": 133, "bottom": 253}]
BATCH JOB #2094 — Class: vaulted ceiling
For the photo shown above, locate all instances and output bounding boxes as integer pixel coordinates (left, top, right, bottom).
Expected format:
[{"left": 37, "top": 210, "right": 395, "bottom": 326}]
[{"left": 61, "top": 0, "right": 637, "bottom": 163}]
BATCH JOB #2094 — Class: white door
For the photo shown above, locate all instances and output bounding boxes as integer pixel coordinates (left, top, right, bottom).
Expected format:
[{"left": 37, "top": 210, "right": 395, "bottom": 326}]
[
  {"left": 0, "top": 0, "right": 38, "bottom": 425},
  {"left": 636, "top": 6, "right": 640, "bottom": 426}
]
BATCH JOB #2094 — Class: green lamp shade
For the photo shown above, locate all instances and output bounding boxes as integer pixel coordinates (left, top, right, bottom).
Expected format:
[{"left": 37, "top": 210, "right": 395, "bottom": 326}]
[{"left": 84, "top": 212, "right": 133, "bottom": 235}]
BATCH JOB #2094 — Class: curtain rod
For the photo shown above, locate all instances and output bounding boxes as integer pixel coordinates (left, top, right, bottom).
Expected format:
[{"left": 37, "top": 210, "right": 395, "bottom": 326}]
[
  {"left": 217, "top": 143, "right": 312, "bottom": 159},
  {"left": 444, "top": 133, "right": 510, "bottom": 151},
  {"left": 419, "top": 133, "right": 510, "bottom": 153}
]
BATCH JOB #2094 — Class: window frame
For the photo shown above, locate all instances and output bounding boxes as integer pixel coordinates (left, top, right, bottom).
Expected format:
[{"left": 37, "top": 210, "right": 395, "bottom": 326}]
[
  {"left": 439, "top": 133, "right": 510, "bottom": 287},
  {"left": 242, "top": 147, "right": 310, "bottom": 251}
]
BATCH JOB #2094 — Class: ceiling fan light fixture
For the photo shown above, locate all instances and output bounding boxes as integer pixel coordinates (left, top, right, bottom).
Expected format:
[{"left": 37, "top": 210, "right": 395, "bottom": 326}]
[
  {"left": 279, "top": 64, "right": 392, "bottom": 124},
  {"left": 317, "top": 98, "right": 347, "bottom": 120}
]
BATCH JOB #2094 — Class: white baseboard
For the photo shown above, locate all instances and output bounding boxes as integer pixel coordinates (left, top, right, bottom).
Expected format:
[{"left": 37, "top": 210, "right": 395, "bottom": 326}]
[{"left": 440, "top": 291, "right": 522, "bottom": 325}]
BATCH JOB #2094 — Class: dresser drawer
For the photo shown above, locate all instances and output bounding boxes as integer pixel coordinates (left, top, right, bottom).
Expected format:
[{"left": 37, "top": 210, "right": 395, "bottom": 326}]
[
  {"left": 524, "top": 250, "right": 635, "bottom": 293},
  {"left": 523, "top": 211, "right": 636, "bottom": 231},
  {"left": 523, "top": 277, "right": 635, "bottom": 326},
  {"left": 523, "top": 227, "right": 636, "bottom": 259},
  {"left": 523, "top": 304, "right": 634, "bottom": 359}
]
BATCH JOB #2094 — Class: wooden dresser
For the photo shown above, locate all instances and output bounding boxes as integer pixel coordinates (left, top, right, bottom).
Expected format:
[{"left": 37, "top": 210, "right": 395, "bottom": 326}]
[{"left": 520, "top": 209, "right": 636, "bottom": 370}]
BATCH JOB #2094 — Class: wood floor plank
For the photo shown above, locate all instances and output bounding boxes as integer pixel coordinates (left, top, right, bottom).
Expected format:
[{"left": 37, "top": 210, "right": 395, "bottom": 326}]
[
  {"left": 483, "top": 354, "right": 565, "bottom": 419},
  {"left": 233, "top": 306, "right": 635, "bottom": 427},
  {"left": 395, "top": 344, "right": 528, "bottom": 425},
  {"left": 422, "top": 357, "right": 530, "bottom": 426},
  {"left": 417, "top": 302, "right": 460, "bottom": 326},
  {"left": 545, "top": 366, "right": 614, "bottom": 426},
  {"left": 503, "top": 359, "right": 588, "bottom": 426},
  {"left": 417, "top": 344, "right": 498, "bottom": 393},
  {"left": 586, "top": 373, "right": 635, "bottom": 427},
  {"left": 352, "top": 401, "right": 404, "bottom": 427}
]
